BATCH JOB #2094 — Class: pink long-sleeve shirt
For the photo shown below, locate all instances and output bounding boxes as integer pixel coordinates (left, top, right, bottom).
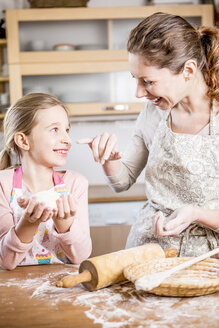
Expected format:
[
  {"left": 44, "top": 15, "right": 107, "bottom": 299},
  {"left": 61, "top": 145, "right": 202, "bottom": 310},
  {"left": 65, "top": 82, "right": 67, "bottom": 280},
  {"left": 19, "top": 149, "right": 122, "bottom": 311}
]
[{"left": 0, "top": 168, "right": 92, "bottom": 270}]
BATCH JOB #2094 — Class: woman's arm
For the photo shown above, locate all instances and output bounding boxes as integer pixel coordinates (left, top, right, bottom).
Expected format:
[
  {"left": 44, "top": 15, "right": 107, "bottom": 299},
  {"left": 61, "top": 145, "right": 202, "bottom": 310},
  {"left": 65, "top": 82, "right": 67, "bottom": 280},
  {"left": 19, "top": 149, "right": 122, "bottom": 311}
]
[
  {"left": 195, "top": 207, "right": 219, "bottom": 231},
  {"left": 153, "top": 205, "right": 219, "bottom": 236},
  {"left": 77, "top": 105, "right": 153, "bottom": 192}
]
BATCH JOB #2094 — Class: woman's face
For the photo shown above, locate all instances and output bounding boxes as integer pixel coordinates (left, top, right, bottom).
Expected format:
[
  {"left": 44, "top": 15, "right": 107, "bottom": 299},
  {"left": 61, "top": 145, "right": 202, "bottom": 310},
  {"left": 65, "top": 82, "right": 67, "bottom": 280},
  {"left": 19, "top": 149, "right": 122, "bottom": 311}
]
[{"left": 128, "top": 53, "right": 187, "bottom": 110}]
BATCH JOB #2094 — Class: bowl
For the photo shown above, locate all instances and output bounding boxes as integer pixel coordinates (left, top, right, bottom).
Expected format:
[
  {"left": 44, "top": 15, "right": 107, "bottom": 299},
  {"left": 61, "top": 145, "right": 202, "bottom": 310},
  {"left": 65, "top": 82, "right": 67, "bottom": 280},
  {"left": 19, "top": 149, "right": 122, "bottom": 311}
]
[{"left": 53, "top": 43, "right": 76, "bottom": 51}]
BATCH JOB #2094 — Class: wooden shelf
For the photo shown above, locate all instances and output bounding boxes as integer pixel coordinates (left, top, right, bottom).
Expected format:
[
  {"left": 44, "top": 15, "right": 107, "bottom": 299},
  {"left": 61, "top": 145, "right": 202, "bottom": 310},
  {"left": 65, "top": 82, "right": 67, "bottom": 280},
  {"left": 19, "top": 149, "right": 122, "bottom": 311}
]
[
  {"left": 0, "top": 39, "right": 7, "bottom": 46},
  {"left": 0, "top": 39, "right": 8, "bottom": 95},
  {"left": 20, "top": 49, "right": 127, "bottom": 64},
  {"left": 12, "top": 5, "right": 214, "bottom": 24},
  {"left": 0, "top": 102, "right": 144, "bottom": 118},
  {"left": 88, "top": 183, "right": 146, "bottom": 203},
  {"left": 6, "top": 4, "right": 214, "bottom": 115},
  {"left": 0, "top": 76, "right": 9, "bottom": 82},
  {"left": 67, "top": 102, "right": 144, "bottom": 116}
]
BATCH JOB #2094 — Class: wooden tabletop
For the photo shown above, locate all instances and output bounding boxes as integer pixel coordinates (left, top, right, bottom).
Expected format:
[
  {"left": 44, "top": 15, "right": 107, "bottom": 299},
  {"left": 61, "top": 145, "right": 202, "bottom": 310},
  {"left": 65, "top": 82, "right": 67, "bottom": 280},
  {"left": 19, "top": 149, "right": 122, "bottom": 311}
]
[{"left": 1, "top": 264, "right": 219, "bottom": 328}]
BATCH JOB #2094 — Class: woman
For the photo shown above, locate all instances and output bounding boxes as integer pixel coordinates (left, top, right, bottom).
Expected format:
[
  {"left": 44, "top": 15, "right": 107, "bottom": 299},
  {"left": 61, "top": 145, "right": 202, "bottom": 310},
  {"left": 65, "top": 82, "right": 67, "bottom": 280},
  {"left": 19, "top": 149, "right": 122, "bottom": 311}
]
[{"left": 78, "top": 12, "right": 219, "bottom": 256}]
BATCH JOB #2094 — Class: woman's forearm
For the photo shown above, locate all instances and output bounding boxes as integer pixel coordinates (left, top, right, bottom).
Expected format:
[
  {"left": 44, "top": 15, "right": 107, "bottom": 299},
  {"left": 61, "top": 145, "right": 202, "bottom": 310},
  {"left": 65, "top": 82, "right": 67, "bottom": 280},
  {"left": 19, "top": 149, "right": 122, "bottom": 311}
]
[
  {"left": 195, "top": 207, "right": 219, "bottom": 231},
  {"left": 102, "top": 159, "right": 122, "bottom": 177}
]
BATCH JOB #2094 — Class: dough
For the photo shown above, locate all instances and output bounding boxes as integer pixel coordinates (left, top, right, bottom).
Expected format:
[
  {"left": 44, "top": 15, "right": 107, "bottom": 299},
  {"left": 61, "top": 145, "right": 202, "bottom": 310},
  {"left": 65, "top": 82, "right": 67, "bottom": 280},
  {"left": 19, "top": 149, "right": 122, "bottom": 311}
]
[{"left": 33, "top": 190, "right": 60, "bottom": 209}]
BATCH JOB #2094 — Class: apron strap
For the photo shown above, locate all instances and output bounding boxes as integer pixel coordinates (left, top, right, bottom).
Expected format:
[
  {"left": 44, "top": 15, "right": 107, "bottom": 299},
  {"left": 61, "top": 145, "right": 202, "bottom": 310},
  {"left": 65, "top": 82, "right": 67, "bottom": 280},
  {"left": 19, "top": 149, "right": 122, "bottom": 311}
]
[
  {"left": 13, "top": 166, "right": 65, "bottom": 189},
  {"left": 13, "top": 166, "right": 22, "bottom": 189},
  {"left": 53, "top": 171, "right": 65, "bottom": 185},
  {"left": 209, "top": 101, "right": 217, "bottom": 136}
]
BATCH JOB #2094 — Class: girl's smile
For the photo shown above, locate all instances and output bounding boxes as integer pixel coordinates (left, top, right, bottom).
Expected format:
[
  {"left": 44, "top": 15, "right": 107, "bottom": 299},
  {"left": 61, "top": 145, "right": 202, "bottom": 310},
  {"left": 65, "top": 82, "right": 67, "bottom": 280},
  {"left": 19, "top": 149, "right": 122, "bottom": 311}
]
[{"left": 53, "top": 148, "right": 69, "bottom": 156}]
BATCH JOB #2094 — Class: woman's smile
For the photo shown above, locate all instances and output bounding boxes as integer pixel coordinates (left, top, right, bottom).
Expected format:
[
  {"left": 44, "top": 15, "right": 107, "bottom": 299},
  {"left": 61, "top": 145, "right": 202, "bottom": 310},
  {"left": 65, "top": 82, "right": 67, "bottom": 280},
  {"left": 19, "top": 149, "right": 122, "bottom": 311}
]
[{"left": 129, "top": 53, "right": 187, "bottom": 110}]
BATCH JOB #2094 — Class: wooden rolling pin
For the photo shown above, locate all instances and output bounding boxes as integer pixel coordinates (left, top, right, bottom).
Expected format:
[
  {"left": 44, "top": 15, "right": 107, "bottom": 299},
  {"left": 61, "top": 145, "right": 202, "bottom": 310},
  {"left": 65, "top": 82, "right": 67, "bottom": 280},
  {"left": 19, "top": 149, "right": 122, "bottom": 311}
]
[{"left": 56, "top": 243, "right": 176, "bottom": 291}]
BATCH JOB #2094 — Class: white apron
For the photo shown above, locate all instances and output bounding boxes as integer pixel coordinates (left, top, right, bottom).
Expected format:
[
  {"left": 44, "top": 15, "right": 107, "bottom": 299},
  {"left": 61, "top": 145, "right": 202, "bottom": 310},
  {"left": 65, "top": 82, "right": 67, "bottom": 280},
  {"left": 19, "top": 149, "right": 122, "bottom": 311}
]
[
  {"left": 126, "top": 106, "right": 219, "bottom": 256},
  {"left": 10, "top": 166, "right": 70, "bottom": 265}
]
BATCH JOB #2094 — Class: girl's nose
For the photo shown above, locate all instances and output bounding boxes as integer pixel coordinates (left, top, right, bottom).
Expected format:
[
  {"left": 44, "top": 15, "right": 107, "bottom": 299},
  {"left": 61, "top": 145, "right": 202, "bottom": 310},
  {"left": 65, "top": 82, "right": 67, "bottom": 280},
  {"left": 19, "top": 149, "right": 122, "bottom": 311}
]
[
  {"left": 61, "top": 132, "right": 72, "bottom": 145},
  {"left": 135, "top": 81, "right": 147, "bottom": 98}
]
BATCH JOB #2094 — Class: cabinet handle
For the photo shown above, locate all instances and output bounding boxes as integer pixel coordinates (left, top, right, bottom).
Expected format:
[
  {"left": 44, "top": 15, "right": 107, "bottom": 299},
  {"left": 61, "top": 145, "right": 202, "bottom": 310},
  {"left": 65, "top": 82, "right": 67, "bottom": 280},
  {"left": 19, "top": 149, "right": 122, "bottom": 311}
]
[{"left": 102, "top": 105, "right": 129, "bottom": 111}]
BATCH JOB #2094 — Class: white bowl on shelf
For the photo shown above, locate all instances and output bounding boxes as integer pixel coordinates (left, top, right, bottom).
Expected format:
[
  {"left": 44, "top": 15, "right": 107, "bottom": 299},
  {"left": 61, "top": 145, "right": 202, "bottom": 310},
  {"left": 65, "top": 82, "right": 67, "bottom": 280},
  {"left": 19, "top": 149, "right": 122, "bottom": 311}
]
[
  {"left": 28, "top": 40, "right": 46, "bottom": 51},
  {"left": 53, "top": 43, "right": 76, "bottom": 51}
]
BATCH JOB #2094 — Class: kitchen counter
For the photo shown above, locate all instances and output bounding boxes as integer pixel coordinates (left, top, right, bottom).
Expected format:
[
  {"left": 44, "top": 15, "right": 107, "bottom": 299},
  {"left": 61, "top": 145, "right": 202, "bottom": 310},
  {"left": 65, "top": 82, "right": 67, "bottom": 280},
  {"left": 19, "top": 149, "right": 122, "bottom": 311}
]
[{"left": 1, "top": 264, "right": 219, "bottom": 328}]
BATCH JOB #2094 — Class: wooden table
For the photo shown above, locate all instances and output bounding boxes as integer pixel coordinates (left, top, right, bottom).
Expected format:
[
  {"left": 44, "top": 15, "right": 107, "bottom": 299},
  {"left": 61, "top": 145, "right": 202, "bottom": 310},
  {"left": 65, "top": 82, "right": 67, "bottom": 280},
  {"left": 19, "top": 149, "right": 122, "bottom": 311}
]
[{"left": 1, "top": 264, "right": 219, "bottom": 328}]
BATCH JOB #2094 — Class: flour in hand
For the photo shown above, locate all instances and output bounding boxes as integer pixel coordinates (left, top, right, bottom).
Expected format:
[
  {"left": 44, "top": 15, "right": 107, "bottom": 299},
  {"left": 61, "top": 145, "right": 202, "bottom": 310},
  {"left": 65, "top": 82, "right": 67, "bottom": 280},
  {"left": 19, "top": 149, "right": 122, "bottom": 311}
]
[{"left": 33, "top": 190, "right": 60, "bottom": 210}]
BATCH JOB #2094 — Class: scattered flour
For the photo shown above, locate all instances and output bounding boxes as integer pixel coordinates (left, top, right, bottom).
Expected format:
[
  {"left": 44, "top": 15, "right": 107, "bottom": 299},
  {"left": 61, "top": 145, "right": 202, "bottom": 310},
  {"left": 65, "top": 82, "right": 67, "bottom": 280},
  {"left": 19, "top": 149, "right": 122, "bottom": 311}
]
[{"left": 1, "top": 268, "right": 219, "bottom": 328}]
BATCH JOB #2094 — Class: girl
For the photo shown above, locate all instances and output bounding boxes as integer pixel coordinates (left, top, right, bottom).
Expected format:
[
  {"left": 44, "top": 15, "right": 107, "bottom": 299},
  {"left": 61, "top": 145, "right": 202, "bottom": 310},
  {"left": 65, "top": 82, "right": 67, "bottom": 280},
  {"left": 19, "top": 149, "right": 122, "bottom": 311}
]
[
  {"left": 0, "top": 93, "right": 92, "bottom": 270},
  {"left": 78, "top": 13, "right": 219, "bottom": 256}
]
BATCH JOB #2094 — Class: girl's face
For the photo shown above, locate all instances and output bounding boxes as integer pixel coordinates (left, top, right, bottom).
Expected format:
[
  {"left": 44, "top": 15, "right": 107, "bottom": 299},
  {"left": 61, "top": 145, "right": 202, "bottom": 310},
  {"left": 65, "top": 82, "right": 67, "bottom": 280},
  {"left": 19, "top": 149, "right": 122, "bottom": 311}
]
[
  {"left": 128, "top": 53, "right": 187, "bottom": 110},
  {"left": 26, "top": 105, "right": 71, "bottom": 168}
]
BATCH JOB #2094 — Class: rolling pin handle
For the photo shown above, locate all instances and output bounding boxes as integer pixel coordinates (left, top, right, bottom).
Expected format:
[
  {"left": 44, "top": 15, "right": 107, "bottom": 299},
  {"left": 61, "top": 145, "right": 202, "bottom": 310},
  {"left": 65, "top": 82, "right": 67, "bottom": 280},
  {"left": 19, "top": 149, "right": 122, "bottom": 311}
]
[
  {"left": 164, "top": 248, "right": 178, "bottom": 258},
  {"left": 56, "top": 270, "right": 92, "bottom": 288}
]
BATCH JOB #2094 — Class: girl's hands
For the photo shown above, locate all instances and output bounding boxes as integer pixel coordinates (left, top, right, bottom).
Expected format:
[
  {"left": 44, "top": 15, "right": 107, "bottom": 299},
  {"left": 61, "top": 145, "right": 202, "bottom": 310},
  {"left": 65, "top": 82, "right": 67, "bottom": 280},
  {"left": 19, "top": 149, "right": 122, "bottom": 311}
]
[
  {"left": 77, "top": 132, "right": 122, "bottom": 165},
  {"left": 20, "top": 197, "right": 53, "bottom": 224},
  {"left": 52, "top": 194, "right": 77, "bottom": 233},
  {"left": 15, "top": 198, "right": 54, "bottom": 243},
  {"left": 152, "top": 206, "right": 198, "bottom": 236},
  {"left": 17, "top": 194, "right": 78, "bottom": 233}
]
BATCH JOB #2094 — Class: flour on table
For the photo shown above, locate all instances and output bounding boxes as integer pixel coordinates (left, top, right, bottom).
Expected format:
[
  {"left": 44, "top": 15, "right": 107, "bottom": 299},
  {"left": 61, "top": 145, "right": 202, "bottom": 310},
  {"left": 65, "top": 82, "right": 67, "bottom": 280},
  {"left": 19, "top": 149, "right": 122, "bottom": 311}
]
[{"left": 1, "top": 267, "right": 219, "bottom": 328}]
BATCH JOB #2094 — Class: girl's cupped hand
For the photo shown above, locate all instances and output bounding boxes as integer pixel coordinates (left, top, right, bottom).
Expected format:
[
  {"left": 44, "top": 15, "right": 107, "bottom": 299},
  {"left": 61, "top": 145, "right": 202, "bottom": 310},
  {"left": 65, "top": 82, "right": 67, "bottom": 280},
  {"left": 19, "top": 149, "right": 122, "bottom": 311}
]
[
  {"left": 19, "top": 197, "right": 53, "bottom": 224},
  {"left": 52, "top": 194, "right": 77, "bottom": 233}
]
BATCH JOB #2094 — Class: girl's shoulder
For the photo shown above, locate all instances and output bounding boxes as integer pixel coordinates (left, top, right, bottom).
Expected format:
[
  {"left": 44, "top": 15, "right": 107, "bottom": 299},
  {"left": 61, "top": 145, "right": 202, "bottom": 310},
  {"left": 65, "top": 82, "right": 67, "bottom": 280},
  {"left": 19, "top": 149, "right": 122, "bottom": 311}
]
[
  {"left": 55, "top": 169, "right": 88, "bottom": 193},
  {"left": 0, "top": 167, "right": 14, "bottom": 182},
  {"left": 56, "top": 169, "right": 87, "bottom": 182},
  {"left": 0, "top": 168, "right": 14, "bottom": 200}
]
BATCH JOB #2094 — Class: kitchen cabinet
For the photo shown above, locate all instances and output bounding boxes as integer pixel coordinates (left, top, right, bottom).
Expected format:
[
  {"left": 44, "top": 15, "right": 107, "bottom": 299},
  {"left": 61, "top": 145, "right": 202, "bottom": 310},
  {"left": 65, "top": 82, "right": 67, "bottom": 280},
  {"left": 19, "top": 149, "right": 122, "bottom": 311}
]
[
  {"left": 0, "top": 39, "right": 8, "bottom": 89},
  {"left": 5, "top": 4, "right": 214, "bottom": 117},
  {"left": 90, "top": 224, "right": 131, "bottom": 256},
  {"left": 0, "top": 38, "right": 9, "bottom": 119}
]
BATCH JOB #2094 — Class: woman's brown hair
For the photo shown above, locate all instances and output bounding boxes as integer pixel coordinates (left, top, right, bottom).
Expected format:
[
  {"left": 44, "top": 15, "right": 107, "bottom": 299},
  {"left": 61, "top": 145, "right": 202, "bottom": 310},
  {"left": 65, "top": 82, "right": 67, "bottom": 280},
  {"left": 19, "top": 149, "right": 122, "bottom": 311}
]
[
  {"left": 127, "top": 12, "right": 219, "bottom": 101},
  {"left": 0, "top": 93, "right": 68, "bottom": 170}
]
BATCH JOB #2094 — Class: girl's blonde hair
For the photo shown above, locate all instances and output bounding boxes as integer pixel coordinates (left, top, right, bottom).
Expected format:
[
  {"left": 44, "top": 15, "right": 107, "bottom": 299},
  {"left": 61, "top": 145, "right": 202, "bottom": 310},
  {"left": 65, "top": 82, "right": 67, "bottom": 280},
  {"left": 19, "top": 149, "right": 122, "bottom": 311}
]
[
  {"left": 0, "top": 93, "right": 68, "bottom": 170},
  {"left": 127, "top": 12, "right": 219, "bottom": 102}
]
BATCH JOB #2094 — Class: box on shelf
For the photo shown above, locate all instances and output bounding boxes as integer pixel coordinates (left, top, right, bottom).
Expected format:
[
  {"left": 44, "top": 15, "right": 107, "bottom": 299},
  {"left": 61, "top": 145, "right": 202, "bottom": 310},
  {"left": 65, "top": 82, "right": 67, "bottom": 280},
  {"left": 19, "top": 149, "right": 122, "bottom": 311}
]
[{"left": 28, "top": 0, "right": 89, "bottom": 8}]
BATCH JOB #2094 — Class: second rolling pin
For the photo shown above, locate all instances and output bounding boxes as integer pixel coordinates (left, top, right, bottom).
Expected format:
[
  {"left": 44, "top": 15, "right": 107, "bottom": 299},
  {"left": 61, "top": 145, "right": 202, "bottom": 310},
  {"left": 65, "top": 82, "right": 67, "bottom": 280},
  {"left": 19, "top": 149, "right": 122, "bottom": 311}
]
[{"left": 57, "top": 243, "right": 175, "bottom": 291}]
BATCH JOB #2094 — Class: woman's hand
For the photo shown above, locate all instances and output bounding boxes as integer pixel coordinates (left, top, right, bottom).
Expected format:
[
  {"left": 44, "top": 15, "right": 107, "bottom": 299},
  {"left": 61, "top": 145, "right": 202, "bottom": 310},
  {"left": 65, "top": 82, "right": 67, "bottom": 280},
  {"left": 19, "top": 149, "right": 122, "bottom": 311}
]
[
  {"left": 152, "top": 206, "right": 198, "bottom": 236},
  {"left": 77, "top": 132, "right": 122, "bottom": 165},
  {"left": 52, "top": 194, "right": 77, "bottom": 233}
]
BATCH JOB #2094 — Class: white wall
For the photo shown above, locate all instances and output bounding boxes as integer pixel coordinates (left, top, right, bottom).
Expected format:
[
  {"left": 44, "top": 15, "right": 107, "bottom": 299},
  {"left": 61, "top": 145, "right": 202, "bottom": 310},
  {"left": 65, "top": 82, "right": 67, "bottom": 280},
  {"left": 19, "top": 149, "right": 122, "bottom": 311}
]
[{"left": 67, "top": 115, "right": 141, "bottom": 185}]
